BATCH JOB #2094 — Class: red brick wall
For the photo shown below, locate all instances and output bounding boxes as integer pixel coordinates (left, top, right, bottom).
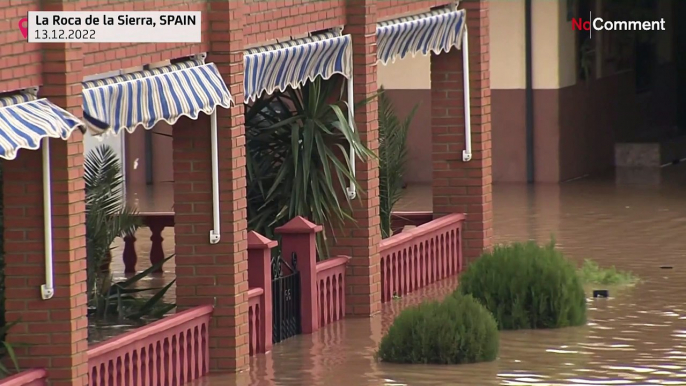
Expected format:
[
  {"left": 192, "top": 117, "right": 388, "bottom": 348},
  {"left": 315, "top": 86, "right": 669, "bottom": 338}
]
[
  {"left": 431, "top": 0, "right": 493, "bottom": 261},
  {"left": 173, "top": 0, "right": 250, "bottom": 372},
  {"left": 377, "top": 0, "right": 453, "bottom": 20},
  {"left": 2, "top": 2, "right": 89, "bottom": 386},
  {"left": 335, "top": 0, "right": 382, "bottom": 316},
  {"left": 244, "top": 0, "right": 345, "bottom": 45},
  {"left": 81, "top": 0, "right": 208, "bottom": 76},
  {"left": 0, "top": 0, "right": 493, "bottom": 382},
  {"left": 0, "top": 0, "right": 41, "bottom": 92}
]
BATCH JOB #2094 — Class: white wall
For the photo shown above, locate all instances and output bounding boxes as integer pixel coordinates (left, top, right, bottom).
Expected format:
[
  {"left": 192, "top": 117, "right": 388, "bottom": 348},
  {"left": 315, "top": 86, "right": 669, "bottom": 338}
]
[
  {"left": 379, "top": 0, "right": 577, "bottom": 91},
  {"left": 377, "top": 54, "right": 431, "bottom": 89}
]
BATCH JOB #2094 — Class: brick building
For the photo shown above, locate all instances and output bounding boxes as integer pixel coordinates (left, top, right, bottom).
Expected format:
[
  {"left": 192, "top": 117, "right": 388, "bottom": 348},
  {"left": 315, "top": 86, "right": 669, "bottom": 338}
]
[{"left": 0, "top": 1, "right": 491, "bottom": 385}]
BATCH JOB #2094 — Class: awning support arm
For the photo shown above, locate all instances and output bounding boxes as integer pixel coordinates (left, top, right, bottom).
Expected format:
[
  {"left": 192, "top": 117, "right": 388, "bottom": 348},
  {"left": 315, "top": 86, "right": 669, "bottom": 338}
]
[
  {"left": 192, "top": 51, "right": 221, "bottom": 244},
  {"left": 461, "top": 27, "right": 472, "bottom": 162},
  {"left": 209, "top": 110, "right": 221, "bottom": 244},
  {"left": 346, "top": 72, "right": 357, "bottom": 200},
  {"left": 41, "top": 138, "right": 54, "bottom": 300}
]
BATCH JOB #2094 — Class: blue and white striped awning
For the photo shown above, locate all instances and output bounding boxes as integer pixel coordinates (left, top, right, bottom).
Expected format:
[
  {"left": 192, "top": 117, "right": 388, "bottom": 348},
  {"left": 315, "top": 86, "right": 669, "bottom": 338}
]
[
  {"left": 377, "top": 8, "right": 467, "bottom": 65},
  {"left": 0, "top": 93, "right": 84, "bottom": 160},
  {"left": 244, "top": 31, "right": 352, "bottom": 103},
  {"left": 82, "top": 60, "right": 233, "bottom": 135}
]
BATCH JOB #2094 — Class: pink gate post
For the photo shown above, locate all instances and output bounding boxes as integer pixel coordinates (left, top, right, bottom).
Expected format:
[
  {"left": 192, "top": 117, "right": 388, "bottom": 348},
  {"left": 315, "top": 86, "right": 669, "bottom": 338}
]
[
  {"left": 247, "top": 231, "right": 276, "bottom": 353},
  {"left": 275, "top": 217, "right": 321, "bottom": 334}
]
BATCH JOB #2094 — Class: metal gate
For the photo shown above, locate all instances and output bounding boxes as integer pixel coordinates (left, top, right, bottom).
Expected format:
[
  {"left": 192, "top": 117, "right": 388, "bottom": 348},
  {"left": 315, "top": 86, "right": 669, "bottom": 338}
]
[{"left": 271, "top": 252, "right": 301, "bottom": 344}]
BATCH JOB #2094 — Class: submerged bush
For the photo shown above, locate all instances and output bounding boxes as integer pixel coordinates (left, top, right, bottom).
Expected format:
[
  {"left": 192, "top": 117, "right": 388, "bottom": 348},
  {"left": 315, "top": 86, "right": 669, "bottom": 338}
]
[
  {"left": 458, "top": 241, "right": 586, "bottom": 330},
  {"left": 377, "top": 294, "right": 499, "bottom": 364},
  {"left": 577, "top": 259, "right": 638, "bottom": 286}
]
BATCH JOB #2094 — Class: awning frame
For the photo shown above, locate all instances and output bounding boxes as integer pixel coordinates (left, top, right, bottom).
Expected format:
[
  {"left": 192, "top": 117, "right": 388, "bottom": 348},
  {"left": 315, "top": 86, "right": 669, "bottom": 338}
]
[
  {"left": 82, "top": 53, "right": 231, "bottom": 245},
  {"left": 377, "top": 5, "right": 472, "bottom": 162},
  {"left": 0, "top": 87, "right": 87, "bottom": 300},
  {"left": 244, "top": 28, "right": 359, "bottom": 199}
]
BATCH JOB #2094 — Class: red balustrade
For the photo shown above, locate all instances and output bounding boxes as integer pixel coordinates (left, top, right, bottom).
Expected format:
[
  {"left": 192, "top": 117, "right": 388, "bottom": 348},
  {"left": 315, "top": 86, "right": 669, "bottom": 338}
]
[
  {"left": 379, "top": 213, "right": 465, "bottom": 303},
  {"left": 123, "top": 213, "right": 174, "bottom": 273},
  {"left": 88, "top": 305, "right": 212, "bottom": 386},
  {"left": 315, "top": 256, "right": 349, "bottom": 328},
  {"left": 0, "top": 369, "right": 47, "bottom": 386},
  {"left": 247, "top": 288, "right": 265, "bottom": 356}
]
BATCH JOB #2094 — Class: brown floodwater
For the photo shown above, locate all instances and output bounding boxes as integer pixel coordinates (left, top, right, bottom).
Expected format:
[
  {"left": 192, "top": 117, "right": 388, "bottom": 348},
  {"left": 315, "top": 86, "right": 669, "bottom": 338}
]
[{"left": 155, "top": 166, "right": 686, "bottom": 385}]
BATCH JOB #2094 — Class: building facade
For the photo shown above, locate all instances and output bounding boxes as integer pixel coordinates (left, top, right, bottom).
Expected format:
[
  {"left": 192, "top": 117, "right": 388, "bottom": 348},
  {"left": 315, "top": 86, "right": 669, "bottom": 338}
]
[
  {"left": 383, "top": 0, "right": 679, "bottom": 184},
  {"left": 0, "top": 1, "right": 492, "bottom": 385}
]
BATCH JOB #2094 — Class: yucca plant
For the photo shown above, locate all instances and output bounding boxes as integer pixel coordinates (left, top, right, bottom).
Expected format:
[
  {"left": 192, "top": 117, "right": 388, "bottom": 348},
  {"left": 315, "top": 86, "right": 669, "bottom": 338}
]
[
  {"left": 378, "top": 87, "right": 417, "bottom": 238},
  {"left": 245, "top": 76, "right": 375, "bottom": 258}
]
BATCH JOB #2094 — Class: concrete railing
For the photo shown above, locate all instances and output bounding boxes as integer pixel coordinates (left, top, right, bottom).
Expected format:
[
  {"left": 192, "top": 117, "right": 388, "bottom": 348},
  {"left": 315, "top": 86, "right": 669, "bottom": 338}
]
[
  {"left": 315, "top": 256, "right": 349, "bottom": 328},
  {"left": 0, "top": 369, "right": 47, "bottom": 386},
  {"left": 379, "top": 213, "right": 465, "bottom": 303},
  {"left": 88, "top": 305, "right": 212, "bottom": 386}
]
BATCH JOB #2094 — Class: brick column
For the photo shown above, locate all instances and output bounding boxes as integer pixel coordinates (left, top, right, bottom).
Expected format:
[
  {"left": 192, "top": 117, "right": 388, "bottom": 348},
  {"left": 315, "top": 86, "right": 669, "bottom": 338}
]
[
  {"left": 337, "top": 0, "right": 381, "bottom": 316},
  {"left": 173, "top": 1, "right": 249, "bottom": 372},
  {"left": 431, "top": 0, "right": 493, "bottom": 262},
  {"left": 2, "top": 1, "right": 89, "bottom": 384}
]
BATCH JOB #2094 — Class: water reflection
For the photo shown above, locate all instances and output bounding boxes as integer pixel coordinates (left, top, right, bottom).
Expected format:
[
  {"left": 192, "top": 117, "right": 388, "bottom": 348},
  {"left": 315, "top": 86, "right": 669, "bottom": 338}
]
[{"left": 195, "top": 165, "right": 686, "bottom": 385}]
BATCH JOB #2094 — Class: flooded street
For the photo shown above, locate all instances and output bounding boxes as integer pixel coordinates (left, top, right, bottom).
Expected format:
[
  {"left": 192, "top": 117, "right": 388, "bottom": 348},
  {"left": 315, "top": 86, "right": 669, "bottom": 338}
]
[{"left": 183, "top": 165, "right": 686, "bottom": 385}]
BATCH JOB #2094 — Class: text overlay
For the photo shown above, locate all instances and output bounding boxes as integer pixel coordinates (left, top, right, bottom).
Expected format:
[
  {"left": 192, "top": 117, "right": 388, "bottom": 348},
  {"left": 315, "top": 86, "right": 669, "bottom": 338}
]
[{"left": 28, "top": 11, "right": 201, "bottom": 43}]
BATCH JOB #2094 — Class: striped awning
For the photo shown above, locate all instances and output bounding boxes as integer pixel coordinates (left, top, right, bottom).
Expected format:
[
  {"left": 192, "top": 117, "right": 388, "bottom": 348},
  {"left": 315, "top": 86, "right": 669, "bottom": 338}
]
[
  {"left": 0, "top": 93, "right": 84, "bottom": 160},
  {"left": 377, "top": 8, "right": 467, "bottom": 65},
  {"left": 82, "top": 60, "right": 233, "bottom": 135},
  {"left": 244, "top": 31, "right": 352, "bottom": 103}
]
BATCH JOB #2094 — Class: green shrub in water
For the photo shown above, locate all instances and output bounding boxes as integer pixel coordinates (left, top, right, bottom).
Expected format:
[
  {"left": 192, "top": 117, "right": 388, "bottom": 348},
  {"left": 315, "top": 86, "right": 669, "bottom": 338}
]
[
  {"left": 457, "top": 241, "right": 586, "bottom": 330},
  {"left": 377, "top": 294, "right": 499, "bottom": 364},
  {"left": 577, "top": 259, "right": 638, "bottom": 286}
]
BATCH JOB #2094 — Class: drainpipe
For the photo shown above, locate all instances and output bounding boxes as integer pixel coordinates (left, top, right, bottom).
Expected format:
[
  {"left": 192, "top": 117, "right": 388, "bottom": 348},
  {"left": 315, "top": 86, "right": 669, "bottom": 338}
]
[{"left": 525, "top": 0, "right": 535, "bottom": 183}]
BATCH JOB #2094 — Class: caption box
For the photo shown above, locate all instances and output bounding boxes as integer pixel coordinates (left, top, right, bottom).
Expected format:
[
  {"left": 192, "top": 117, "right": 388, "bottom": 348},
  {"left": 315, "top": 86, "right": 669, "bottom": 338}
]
[{"left": 28, "top": 11, "right": 201, "bottom": 43}]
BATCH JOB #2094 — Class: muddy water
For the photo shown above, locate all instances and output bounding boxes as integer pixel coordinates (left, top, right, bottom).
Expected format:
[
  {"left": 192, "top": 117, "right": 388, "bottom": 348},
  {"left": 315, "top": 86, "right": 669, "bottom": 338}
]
[
  {"left": 90, "top": 228, "right": 177, "bottom": 345},
  {"left": 192, "top": 166, "right": 686, "bottom": 385}
]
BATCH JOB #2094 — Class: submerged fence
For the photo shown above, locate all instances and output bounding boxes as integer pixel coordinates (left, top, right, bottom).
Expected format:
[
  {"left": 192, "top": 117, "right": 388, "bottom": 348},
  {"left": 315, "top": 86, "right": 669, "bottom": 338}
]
[
  {"left": 379, "top": 214, "right": 465, "bottom": 303},
  {"left": 87, "top": 305, "right": 212, "bottom": 386}
]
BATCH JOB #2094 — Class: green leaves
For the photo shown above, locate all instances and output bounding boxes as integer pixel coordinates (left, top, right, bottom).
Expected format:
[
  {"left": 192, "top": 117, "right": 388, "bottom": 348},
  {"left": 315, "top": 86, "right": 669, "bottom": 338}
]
[
  {"left": 377, "top": 295, "right": 499, "bottom": 364},
  {"left": 245, "top": 76, "right": 375, "bottom": 257},
  {"left": 0, "top": 319, "right": 22, "bottom": 377},
  {"left": 458, "top": 241, "right": 587, "bottom": 330},
  {"left": 93, "top": 255, "right": 176, "bottom": 321},
  {"left": 85, "top": 145, "right": 173, "bottom": 325},
  {"left": 378, "top": 87, "right": 417, "bottom": 238},
  {"left": 85, "top": 144, "right": 141, "bottom": 302}
]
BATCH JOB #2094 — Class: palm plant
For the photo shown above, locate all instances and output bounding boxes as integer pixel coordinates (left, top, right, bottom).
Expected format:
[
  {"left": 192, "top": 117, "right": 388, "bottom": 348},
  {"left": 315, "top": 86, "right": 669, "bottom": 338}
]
[
  {"left": 245, "top": 76, "right": 375, "bottom": 257},
  {"left": 85, "top": 145, "right": 176, "bottom": 322},
  {"left": 378, "top": 87, "right": 417, "bottom": 238},
  {"left": 91, "top": 255, "right": 176, "bottom": 321},
  {"left": 84, "top": 145, "right": 141, "bottom": 307}
]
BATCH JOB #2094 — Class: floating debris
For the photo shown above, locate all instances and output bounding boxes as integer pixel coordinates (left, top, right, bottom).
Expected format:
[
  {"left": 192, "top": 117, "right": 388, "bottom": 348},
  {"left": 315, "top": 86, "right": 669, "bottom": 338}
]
[{"left": 593, "top": 290, "right": 609, "bottom": 298}]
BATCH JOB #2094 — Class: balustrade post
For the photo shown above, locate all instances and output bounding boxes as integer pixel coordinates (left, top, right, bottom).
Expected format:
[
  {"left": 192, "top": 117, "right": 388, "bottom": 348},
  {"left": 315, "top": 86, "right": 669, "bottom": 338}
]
[
  {"left": 275, "top": 216, "right": 322, "bottom": 334},
  {"left": 247, "top": 231, "right": 277, "bottom": 353}
]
